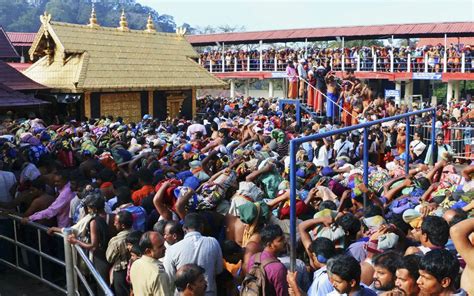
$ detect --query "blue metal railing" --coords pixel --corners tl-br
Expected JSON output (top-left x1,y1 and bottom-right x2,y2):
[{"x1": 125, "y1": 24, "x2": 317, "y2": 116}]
[{"x1": 287, "y1": 107, "x2": 436, "y2": 271}]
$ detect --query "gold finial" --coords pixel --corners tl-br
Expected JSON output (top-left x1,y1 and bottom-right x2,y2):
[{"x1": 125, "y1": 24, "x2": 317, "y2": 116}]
[
  {"x1": 40, "y1": 11, "x2": 52, "y2": 25},
  {"x1": 87, "y1": 4, "x2": 100, "y2": 28},
  {"x1": 144, "y1": 13, "x2": 156, "y2": 33},
  {"x1": 176, "y1": 26, "x2": 186, "y2": 37},
  {"x1": 117, "y1": 9, "x2": 129, "y2": 31}
]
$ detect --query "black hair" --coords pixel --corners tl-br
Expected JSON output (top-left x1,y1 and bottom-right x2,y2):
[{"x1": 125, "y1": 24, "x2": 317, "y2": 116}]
[
  {"x1": 448, "y1": 209, "x2": 468, "y2": 227},
  {"x1": 421, "y1": 216, "x2": 450, "y2": 247},
  {"x1": 221, "y1": 240, "x2": 243, "y2": 258},
  {"x1": 117, "y1": 210, "x2": 133, "y2": 229},
  {"x1": 260, "y1": 224, "x2": 284, "y2": 246},
  {"x1": 165, "y1": 220, "x2": 184, "y2": 240},
  {"x1": 372, "y1": 251, "x2": 402, "y2": 276},
  {"x1": 137, "y1": 168, "x2": 153, "y2": 185},
  {"x1": 56, "y1": 170, "x2": 70, "y2": 182},
  {"x1": 97, "y1": 168, "x2": 115, "y2": 183},
  {"x1": 175, "y1": 264, "x2": 206, "y2": 292},
  {"x1": 419, "y1": 249, "x2": 460, "y2": 283},
  {"x1": 310, "y1": 237, "x2": 336, "y2": 261},
  {"x1": 364, "y1": 205, "x2": 384, "y2": 218},
  {"x1": 130, "y1": 244, "x2": 142, "y2": 257},
  {"x1": 115, "y1": 186, "x2": 132, "y2": 208},
  {"x1": 398, "y1": 254, "x2": 421, "y2": 282},
  {"x1": 153, "y1": 220, "x2": 168, "y2": 236},
  {"x1": 138, "y1": 231, "x2": 154, "y2": 254},
  {"x1": 31, "y1": 178, "x2": 46, "y2": 192},
  {"x1": 319, "y1": 200, "x2": 337, "y2": 211},
  {"x1": 329, "y1": 255, "x2": 361, "y2": 283},
  {"x1": 125, "y1": 230, "x2": 143, "y2": 245},
  {"x1": 336, "y1": 213, "x2": 361, "y2": 237},
  {"x1": 183, "y1": 213, "x2": 204, "y2": 231}
]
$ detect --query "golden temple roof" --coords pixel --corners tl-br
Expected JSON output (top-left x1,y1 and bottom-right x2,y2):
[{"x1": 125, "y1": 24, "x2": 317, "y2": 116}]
[{"x1": 24, "y1": 16, "x2": 225, "y2": 93}]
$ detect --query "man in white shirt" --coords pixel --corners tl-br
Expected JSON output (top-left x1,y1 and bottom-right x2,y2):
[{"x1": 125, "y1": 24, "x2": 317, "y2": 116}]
[
  {"x1": 0, "y1": 160, "x2": 16, "y2": 204},
  {"x1": 409, "y1": 131, "x2": 426, "y2": 163},
  {"x1": 186, "y1": 119, "x2": 207, "y2": 140},
  {"x1": 424, "y1": 134, "x2": 454, "y2": 165},
  {"x1": 333, "y1": 134, "x2": 353, "y2": 159},
  {"x1": 164, "y1": 213, "x2": 223, "y2": 296},
  {"x1": 313, "y1": 139, "x2": 329, "y2": 167}
]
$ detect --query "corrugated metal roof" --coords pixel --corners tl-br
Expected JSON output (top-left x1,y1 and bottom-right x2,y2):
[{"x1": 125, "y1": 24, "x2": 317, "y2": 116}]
[
  {"x1": 0, "y1": 27, "x2": 19, "y2": 58},
  {"x1": 6, "y1": 32, "x2": 37, "y2": 46},
  {"x1": 186, "y1": 22, "x2": 474, "y2": 45},
  {"x1": 417, "y1": 37, "x2": 474, "y2": 47},
  {"x1": 0, "y1": 61, "x2": 48, "y2": 91}
]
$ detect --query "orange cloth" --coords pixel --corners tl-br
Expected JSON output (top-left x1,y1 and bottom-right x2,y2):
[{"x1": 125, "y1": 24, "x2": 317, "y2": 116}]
[
  {"x1": 131, "y1": 185, "x2": 155, "y2": 205},
  {"x1": 288, "y1": 81, "x2": 297, "y2": 99},
  {"x1": 315, "y1": 91, "x2": 324, "y2": 113}
]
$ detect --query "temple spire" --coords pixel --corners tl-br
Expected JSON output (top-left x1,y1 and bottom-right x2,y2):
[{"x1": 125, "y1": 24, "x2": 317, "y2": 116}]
[
  {"x1": 144, "y1": 14, "x2": 156, "y2": 33},
  {"x1": 117, "y1": 9, "x2": 129, "y2": 31},
  {"x1": 87, "y1": 4, "x2": 99, "y2": 28}
]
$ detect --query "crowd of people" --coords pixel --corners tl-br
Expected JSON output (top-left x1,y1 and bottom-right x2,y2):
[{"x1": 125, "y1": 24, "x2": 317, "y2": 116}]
[
  {"x1": 199, "y1": 43, "x2": 474, "y2": 73},
  {"x1": 0, "y1": 95, "x2": 473, "y2": 296}
]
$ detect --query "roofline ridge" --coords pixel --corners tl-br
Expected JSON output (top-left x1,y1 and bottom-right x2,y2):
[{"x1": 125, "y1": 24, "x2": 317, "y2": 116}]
[{"x1": 49, "y1": 20, "x2": 178, "y2": 36}]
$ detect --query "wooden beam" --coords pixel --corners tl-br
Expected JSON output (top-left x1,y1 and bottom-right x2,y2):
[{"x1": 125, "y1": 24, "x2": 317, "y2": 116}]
[
  {"x1": 148, "y1": 90, "x2": 153, "y2": 117},
  {"x1": 192, "y1": 88, "x2": 196, "y2": 118},
  {"x1": 84, "y1": 92, "x2": 91, "y2": 119}
]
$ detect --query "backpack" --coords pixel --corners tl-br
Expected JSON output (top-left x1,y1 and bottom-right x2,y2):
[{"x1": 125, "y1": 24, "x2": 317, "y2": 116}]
[{"x1": 240, "y1": 252, "x2": 279, "y2": 296}]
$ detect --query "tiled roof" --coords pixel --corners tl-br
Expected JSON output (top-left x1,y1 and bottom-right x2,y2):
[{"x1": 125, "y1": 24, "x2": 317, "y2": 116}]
[
  {"x1": 0, "y1": 27, "x2": 19, "y2": 58},
  {"x1": 25, "y1": 20, "x2": 226, "y2": 93},
  {"x1": 0, "y1": 61, "x2": 47, "y2": 91},
  {"x1": 6, "y1": 32, "x2": 37, "y2": 47},
  {"x1": 0, "y1": 83, "x2": 50, "y2": 107},
  {"x1": 186, "y1": 22, "x2": 474, "y2": 45}
]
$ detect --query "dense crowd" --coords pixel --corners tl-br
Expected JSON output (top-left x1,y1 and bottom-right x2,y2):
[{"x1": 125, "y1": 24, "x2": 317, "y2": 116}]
[
  {"x1": 0, "y1": 96, "x2": 473, "y2": 296},
  {"x1": 199, "y1": 43, "x2": 474, "y2": 73}
]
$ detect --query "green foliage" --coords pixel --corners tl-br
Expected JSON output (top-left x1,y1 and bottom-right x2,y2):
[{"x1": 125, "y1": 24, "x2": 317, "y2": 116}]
[{"x1": 0, "y1": 0, "x2": 182, "y2": 32}]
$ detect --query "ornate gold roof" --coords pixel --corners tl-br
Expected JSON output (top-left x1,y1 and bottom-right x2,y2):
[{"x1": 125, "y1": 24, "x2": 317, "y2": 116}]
[{"x1": 25, "y1": 15, "x2": 225, "y2": 93}]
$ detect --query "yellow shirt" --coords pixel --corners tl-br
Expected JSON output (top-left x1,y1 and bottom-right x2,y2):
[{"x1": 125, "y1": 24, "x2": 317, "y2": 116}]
[{"x1": 130, "y1": 255, "x2": 173, "y2": 296}]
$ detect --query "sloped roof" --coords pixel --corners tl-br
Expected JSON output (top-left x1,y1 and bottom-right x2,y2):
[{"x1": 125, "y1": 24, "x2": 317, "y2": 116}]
[
  {"x1": 24, "y1": 19, "x2": 225, "y2": 93},
  {"x1": 0, "y1": 27, "x2": 19, "y2": 58},
  {"x1": 0, "y1": 61, "x2": 47, "y2": 91},
  {"x1": 6, "y1": 32, "x2": 37, "y2": 47},
  {"x1": 186, "y1": 22, "x2": 474, "y2": 45},
  {"x1": 0, "y1": 83, "x2": 50, "y2": 107},
  {"x1": 417, "y1": 37, "x2": 474, "y2": 47}
]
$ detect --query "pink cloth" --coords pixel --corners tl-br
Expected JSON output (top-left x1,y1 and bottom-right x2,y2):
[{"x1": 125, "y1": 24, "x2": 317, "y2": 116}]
[
  {"x1": 286, "y1": 66, "x2": 298, "y2": 83},
  {"x1": 247, "y1": 251, "x2": 289, "y2": 296},
  {"x1": 29, "y1": 182, "x2": 75, "y2": 228}
]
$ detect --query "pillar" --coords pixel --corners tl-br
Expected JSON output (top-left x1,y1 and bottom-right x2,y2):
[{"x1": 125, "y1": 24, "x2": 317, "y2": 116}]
[
  {"x1": 395, "y1": 81, "x2": 402, "y2": 106},
  {"x1": 268, "y1": 80, "x2": 274, "y2": 98},
  {"x1": 446, "y1": 81, "x2": 453, "y2": 107},
  {"x1": 404, "y1": 81, "x2": 413, "y2": 108},
  {"x1": 191, "y1": 88, "x2": 196, "y2": 118},
  {"x1": 148, "y1": 90, "x2": 153, "y2": 117},
  {"x1": 230, "y1": 80, "x2": 236, "y2": 98},
  {"x1": 245, "y1": 79, "x2": 250, "y2": 97},
  {"x1": 454, "y1": 80, "x2": 460, "y2": 102}
]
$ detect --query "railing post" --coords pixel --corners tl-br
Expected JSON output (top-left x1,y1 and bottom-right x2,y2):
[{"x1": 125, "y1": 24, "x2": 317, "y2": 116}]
[
  {"x1": 274, "y1": 56, "x2": 278, "y2": 72},
  {"x1": 247, "y1": 56, "x2": 250, "y2": 71},
  {"x1": 373, "y1": 52, "x2": 377, "y2": 72},
  {"x1": 405, "y1": 116, "x2": 410, "y2": 174},
  {"x1": 259, "y1": 41, "x2": 263, "y2": 72},
  {"x1": 289, "y1": 140, "x2": 297, "y2": 273},
  {"x1": 296, "y1": 100, "x2": 301, "y2": 127},
  {"x1": 461, "y1": 53, "x2": 466, "y2": 73},
  {"x1": 356, "y1": 54, "x2": 360, "y2": 72},
  {"x1": 390, "y1": 51, "x2": 394, "y2": 72},
  {"x1": 363, "y1": 127, "x2": 369, "y2": 210},
  {"x1": 431, "y1": 109, "x2": 436, "y2": 166},
  {"x1": 330, "y1": 57, "x2": 334, "y2": 71},
  {"x1": 234, "y1": 57, "x2": 237, "y2": 72},
  {"x1": 443, "y1": 49, "x2": 447, "y2": 73},
  {"x1": 341, "y1": 54, "x2": 345, "y2": 72},
  {"x1": 221, "y1": 56, "x2": 225, "y2": 73},
  {"x1": 210, "y1": 61, "x2": 213, "y2": 73},
  {"x1": 407, "y1": 53, "x2": 411, "y2": 72},
  {"x1": 424, "y1": 53, "x2": 428, "y2": 73},
  {"x1": 63, "y1": 229, "x2": 75, "y2": 296}
]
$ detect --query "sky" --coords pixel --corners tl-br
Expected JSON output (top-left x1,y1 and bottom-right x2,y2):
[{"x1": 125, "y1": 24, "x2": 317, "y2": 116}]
[{"x1": 140, "y1": 0, "x2": 474, "y2": 31}]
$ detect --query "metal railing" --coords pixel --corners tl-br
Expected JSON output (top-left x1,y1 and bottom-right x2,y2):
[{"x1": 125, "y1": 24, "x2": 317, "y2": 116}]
[
  {"x1": 286, "y1": 108, "x2": 437, "y2": 272},
  {"x1": 199, "y1": 52, "x2": 473, "y2": 73},
  {"x1": 0, "y1": 211, "x2": 113, "y2": 296}
]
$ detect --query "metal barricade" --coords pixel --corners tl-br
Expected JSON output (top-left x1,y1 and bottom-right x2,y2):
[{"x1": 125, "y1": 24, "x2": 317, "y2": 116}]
[
  {"x1": 287, "y1": 108, "x2": 437, "y2": 273},
  {"x1": 0, "y1": 212, "x2": 113, "y2": 296}
]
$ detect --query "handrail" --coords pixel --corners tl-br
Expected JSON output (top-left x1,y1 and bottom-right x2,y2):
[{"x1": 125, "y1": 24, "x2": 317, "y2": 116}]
[
  {"x1": 0, "y1": 210, "x2": 113, "y2": 296},
  {"x1": 287, "y1": 108, "x2": 437, "y2": 274}
]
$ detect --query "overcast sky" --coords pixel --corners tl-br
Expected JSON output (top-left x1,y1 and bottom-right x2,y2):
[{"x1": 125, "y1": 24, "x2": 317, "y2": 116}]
[{"x1": 140, "y1": 0, "x2": 473, "y2": 31}]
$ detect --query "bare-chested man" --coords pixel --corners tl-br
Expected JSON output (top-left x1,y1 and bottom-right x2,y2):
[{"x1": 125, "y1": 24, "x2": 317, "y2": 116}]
[{"x1": 450, "y1": 218, "x2": 474, "y2": 295}]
